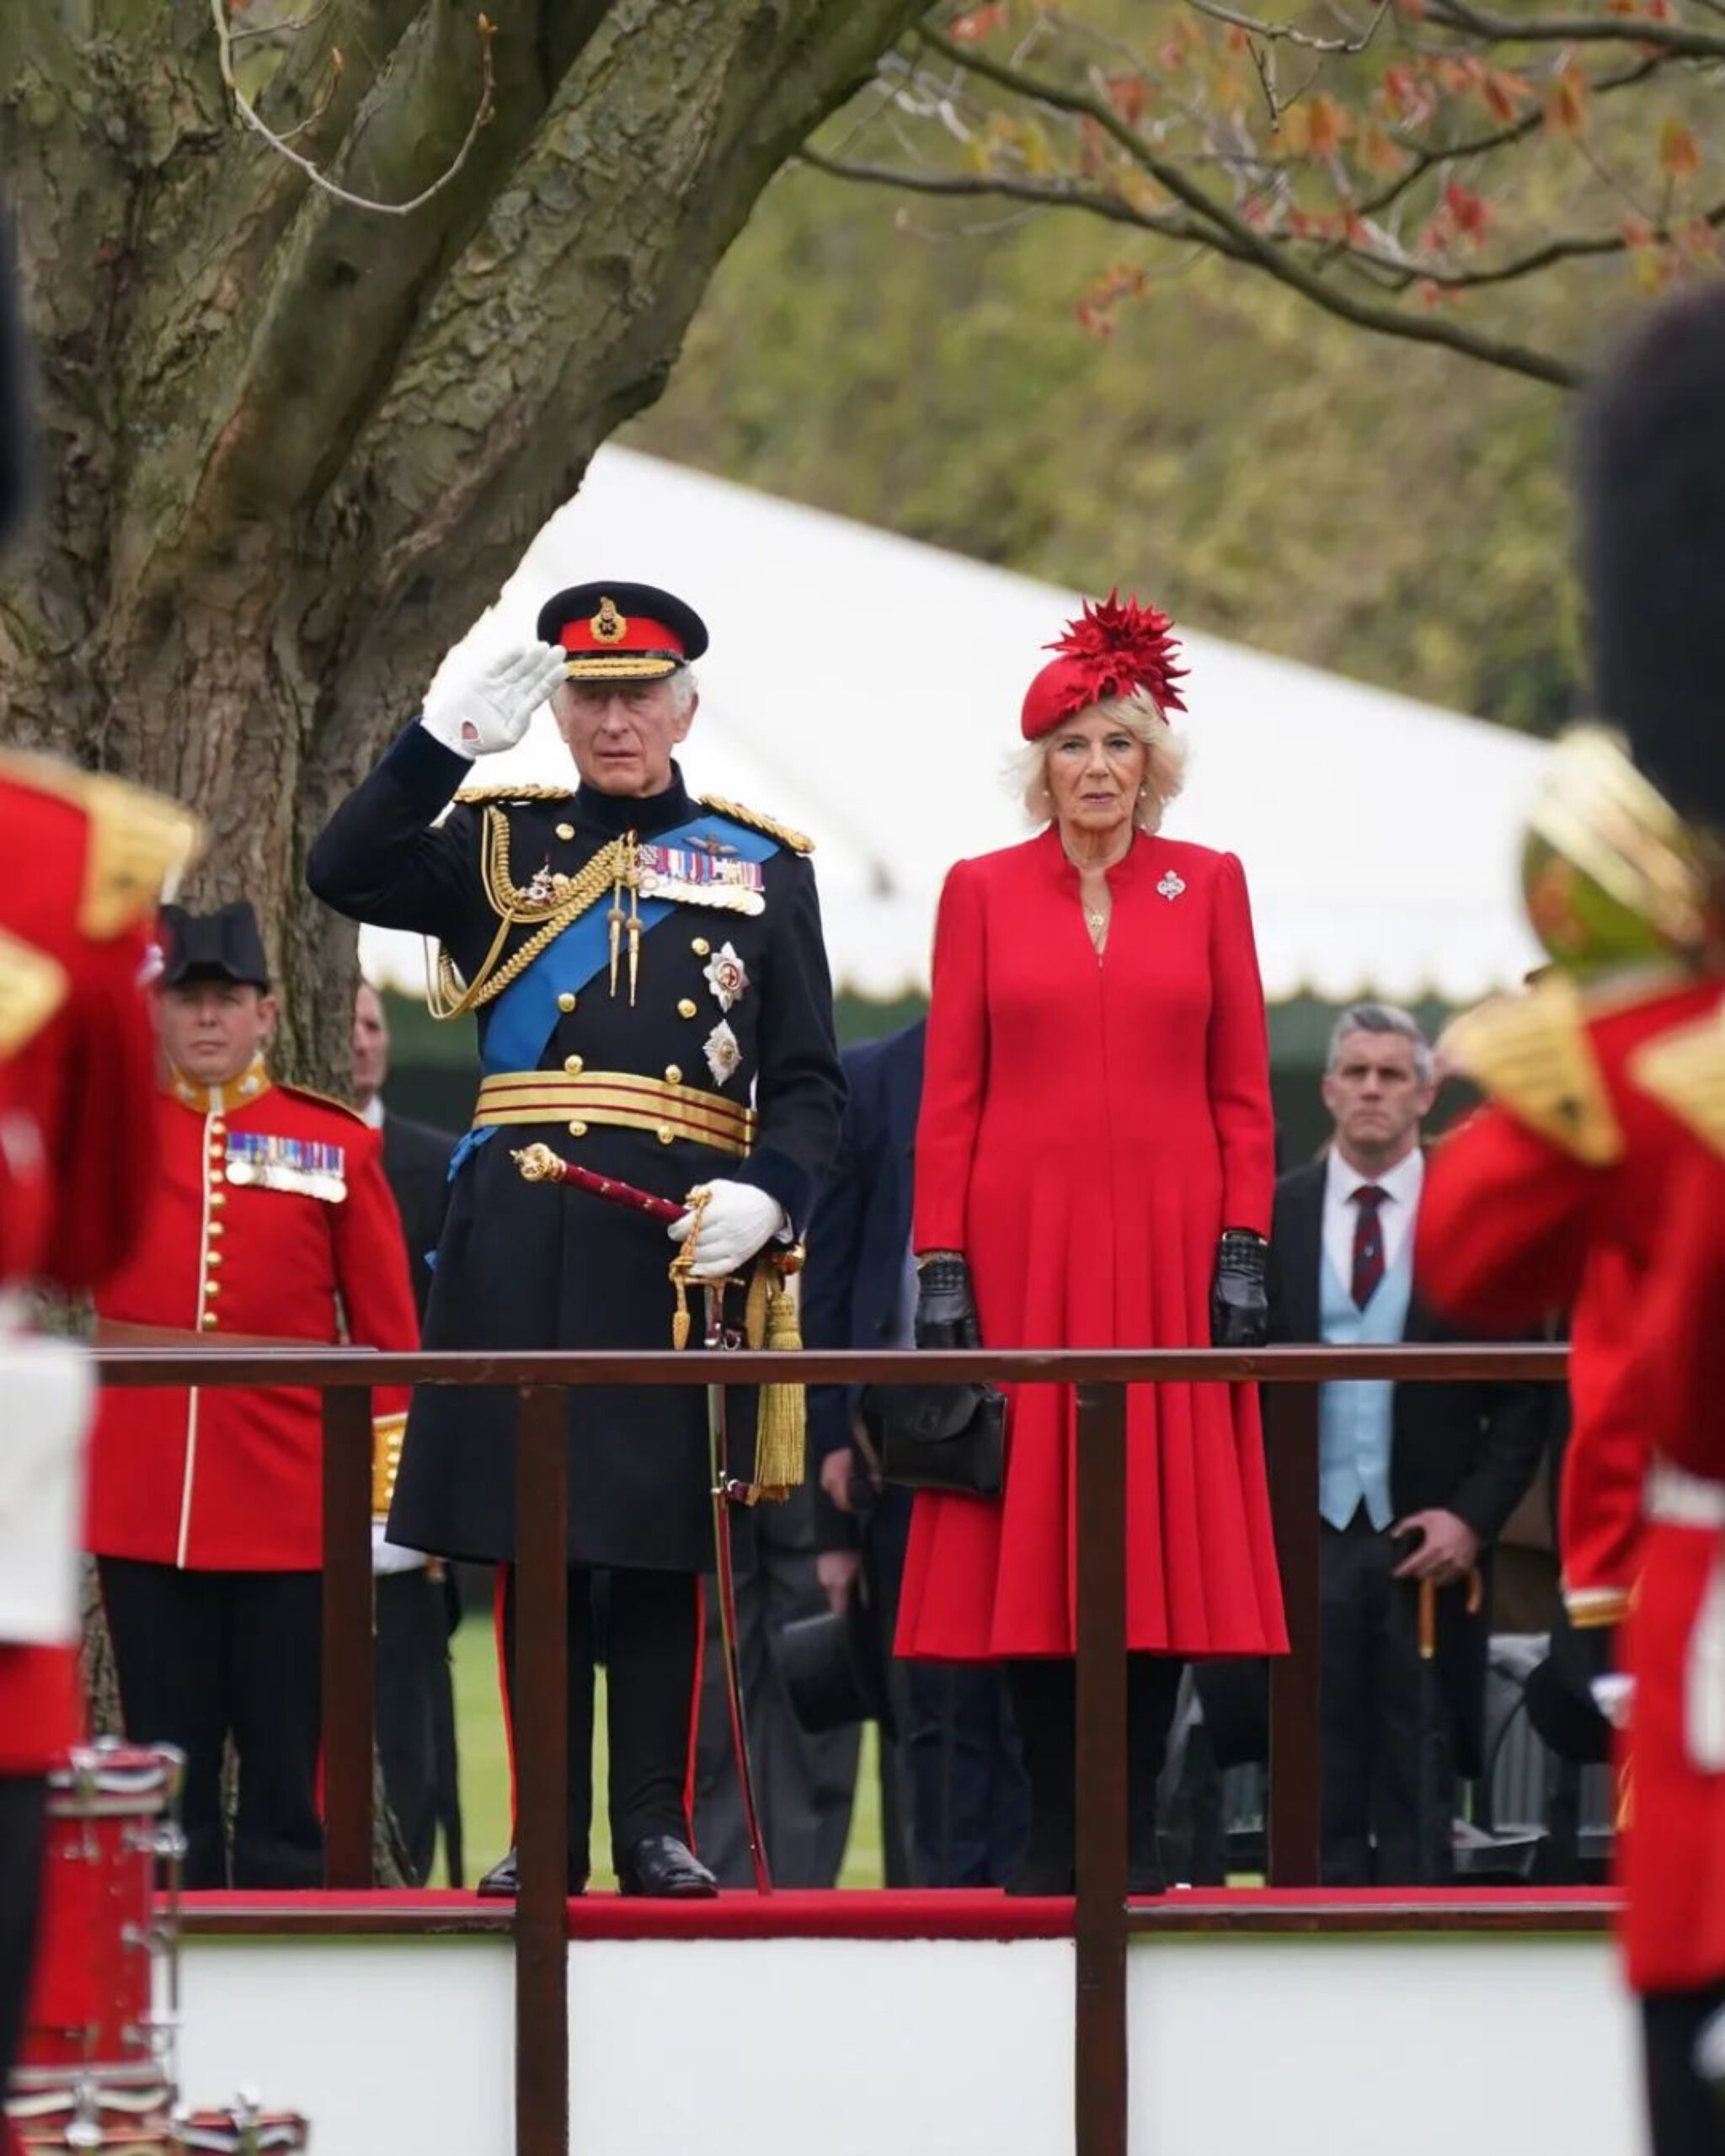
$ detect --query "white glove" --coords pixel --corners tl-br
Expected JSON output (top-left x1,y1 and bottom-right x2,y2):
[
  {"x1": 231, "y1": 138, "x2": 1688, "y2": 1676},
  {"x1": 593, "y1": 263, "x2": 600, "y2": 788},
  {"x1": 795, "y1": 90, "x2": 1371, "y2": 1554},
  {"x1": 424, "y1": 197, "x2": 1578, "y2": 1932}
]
[
  {"x1": 419, "y1": 642, "x2": 568, "y2": 759},
  {"x1": 668, "y1": 1180, "x2": 787, "y2": 1282}
]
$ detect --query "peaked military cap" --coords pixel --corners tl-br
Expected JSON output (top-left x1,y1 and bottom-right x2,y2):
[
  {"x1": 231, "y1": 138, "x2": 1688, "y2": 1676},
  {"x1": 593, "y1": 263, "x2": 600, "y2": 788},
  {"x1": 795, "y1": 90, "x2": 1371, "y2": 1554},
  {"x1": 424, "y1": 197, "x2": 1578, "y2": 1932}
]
[
  {"x1": 536, "y1": 582, "x2": 708, "y2": 682},
  {"x1": 160, "y1": 901, "x2": 270, "y2": 990}
]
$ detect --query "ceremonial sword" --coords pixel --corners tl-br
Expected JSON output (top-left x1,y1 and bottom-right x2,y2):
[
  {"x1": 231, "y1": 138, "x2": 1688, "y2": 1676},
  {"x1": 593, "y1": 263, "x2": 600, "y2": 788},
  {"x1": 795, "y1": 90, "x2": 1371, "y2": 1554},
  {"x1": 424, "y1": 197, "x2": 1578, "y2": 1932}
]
[{"x1": 511, "y1": 1143, "x2": 773, "y2": 1894}]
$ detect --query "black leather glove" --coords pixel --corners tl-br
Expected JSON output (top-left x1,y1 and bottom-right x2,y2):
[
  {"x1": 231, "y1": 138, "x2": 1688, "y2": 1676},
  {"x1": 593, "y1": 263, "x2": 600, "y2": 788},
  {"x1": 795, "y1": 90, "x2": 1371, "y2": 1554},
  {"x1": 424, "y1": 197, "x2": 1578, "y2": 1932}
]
[
  {"x1": 914, "y1": 1253, "x2": 981, "y2": 1351},
  {"x1": 1210, "y1": 1230, "x2": 1269, "y2": 1349}
]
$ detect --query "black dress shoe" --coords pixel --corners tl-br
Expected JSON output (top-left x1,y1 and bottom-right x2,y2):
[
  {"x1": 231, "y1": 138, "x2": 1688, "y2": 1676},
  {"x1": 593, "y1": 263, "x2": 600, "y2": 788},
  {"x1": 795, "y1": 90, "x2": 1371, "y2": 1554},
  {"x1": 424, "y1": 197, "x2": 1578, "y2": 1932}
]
[
  {"x1": 616, "y1": 1834, "x2": 718, "y2": 1898},
  {"x1": 474, "y1": 1847, "x2": 589, "y2": 1897}
]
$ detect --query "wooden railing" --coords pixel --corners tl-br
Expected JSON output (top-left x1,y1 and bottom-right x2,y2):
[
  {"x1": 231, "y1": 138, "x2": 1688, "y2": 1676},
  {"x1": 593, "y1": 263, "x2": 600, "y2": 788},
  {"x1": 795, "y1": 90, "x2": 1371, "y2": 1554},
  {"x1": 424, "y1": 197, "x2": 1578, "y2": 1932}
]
[{"x1": 93, "y1": 1341, "x2": 1570, "y2": 2156}]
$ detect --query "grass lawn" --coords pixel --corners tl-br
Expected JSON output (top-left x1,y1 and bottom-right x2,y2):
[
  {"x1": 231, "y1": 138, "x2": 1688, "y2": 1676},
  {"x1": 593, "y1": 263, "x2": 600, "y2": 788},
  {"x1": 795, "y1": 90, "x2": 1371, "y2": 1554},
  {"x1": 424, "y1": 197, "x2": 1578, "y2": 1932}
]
[{"x1": 446, "y1": 1614, "x2": 884, "y2": 1890}]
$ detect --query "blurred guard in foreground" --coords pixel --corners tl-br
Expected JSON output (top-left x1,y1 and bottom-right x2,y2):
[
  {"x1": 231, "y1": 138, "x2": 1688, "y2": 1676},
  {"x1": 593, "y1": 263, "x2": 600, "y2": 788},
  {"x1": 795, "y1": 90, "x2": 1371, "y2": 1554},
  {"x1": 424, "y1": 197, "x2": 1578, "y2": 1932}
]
[
  {"x1": 1419, "y1": 287, "x2": 1725, "y2": 2156},
  {"x1": 0, "y1": 205, "x2": 202, "y2": 2148}
]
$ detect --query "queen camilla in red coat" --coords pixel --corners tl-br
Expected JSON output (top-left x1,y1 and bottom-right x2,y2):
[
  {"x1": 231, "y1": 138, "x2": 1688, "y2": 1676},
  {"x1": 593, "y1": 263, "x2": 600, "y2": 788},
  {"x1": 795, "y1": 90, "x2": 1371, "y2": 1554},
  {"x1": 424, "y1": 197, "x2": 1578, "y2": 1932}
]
[{"x1": 895, "y1": 594, "x2": 1288, "y2": 1893}]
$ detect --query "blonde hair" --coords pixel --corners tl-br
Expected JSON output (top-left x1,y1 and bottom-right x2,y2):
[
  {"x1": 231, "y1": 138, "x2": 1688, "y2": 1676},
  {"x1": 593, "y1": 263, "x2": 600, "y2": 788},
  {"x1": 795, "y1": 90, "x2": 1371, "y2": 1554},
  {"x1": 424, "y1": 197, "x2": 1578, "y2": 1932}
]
[{"x1": 1012, "y1": 688, "x2": 1188, "y2": 834}]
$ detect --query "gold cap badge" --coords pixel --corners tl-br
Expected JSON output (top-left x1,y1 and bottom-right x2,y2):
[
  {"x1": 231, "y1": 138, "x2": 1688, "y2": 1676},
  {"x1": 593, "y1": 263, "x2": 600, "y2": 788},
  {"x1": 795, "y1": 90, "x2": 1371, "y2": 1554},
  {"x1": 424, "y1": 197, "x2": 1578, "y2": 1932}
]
[{"x1": 590, "y1": 597, "x2": 628, "y2": 644}]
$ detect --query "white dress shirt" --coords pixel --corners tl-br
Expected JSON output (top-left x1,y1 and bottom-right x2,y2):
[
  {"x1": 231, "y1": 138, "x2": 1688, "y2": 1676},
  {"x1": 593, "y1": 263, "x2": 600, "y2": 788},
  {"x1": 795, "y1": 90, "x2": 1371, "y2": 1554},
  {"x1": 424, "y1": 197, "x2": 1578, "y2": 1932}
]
[{"x1": 1322, "y1": 1143, "x2": 1424, "y2": 1295}]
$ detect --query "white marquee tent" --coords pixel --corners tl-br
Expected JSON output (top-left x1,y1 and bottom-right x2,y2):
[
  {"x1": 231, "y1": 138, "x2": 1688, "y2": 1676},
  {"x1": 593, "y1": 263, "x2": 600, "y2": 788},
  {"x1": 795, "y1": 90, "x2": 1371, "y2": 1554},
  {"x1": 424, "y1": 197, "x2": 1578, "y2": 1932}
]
[{"x1": 363, "y1": 449, "x2": 1551, "y2": 1006}]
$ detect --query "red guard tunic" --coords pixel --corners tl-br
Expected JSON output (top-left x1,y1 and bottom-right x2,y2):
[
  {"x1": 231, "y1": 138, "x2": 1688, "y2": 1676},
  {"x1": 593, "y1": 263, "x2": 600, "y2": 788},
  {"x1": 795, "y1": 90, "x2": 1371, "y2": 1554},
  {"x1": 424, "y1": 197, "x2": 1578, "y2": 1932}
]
[
  {"x1": 0, "y1": 754, "x2": 198, "y2": 1773},
  {"x1": 86, "y1": 1062, "x2": 417, "y2": 1572},
  {"x1": 1615, "y1": 1006, "x2": 1725, "y2": 1997},
  {"x1": 896, "y1": 828, "x2": 1286, "y2": 1661},
  {"x1": 1417, "y1": 971, "x2": 1721, "y2": 1630}
]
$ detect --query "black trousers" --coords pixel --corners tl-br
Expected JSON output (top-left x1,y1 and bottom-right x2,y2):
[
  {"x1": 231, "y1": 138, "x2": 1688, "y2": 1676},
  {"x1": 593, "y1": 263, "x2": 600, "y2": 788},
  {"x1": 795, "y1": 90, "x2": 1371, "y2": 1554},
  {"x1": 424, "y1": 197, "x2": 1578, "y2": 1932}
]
[
  {"x1": 0, "y1": 1775, "x2": 47, "y2": 2092},
  {"x1": 1320, "y1": 1508, "x2": 1450, "y2": 1886},
  {"x1": 375, "y1": 1567, "x2": 461, "y2": 1886},
  {"x1": 1644, "y1": 1983, "x2": 1725, "y2": 2156},
  {"x1": 1006, "y1": 1654, "x2": 1184, "y2": 1887},
  {"x1": 499, "y1": 1565, "x2": 701, "y2": 1876},
  {"x1": 99, "y1": 1559, "x2": 323, "y2": 1889}
]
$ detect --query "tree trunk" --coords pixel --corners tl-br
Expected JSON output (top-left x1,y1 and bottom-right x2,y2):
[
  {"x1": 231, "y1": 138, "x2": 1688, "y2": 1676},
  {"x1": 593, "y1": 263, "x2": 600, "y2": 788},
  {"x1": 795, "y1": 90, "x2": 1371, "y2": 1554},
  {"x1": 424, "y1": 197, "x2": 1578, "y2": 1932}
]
[{"x1": 1, "y1": 0, "x2": 926, "y2": 1086}]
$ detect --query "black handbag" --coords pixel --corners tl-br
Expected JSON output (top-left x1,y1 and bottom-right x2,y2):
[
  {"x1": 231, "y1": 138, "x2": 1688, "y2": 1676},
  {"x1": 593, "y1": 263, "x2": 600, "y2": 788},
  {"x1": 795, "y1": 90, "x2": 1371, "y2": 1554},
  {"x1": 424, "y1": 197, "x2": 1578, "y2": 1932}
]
[{"x1": 862, "y1": 1380, "x2": 1006, "y2": 1497}]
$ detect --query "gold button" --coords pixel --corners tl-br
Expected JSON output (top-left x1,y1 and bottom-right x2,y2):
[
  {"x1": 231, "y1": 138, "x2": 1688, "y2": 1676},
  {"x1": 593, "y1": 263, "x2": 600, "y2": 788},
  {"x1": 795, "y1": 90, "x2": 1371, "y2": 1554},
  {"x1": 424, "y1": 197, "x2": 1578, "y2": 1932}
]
[
  {"x1": 568, "y1": 1119, "x2": 587, "y2": 1139},
  {"x1": 200, "y1": 1312, "x2": 219, "y2": 1331},
  {"x1": 665, "y1": 1064, "x2": 682, "y2": 1085},
  {"x1": 556, "y1": 822, "x2": 575, "y2": 841},
  {"x1": 656, "y1": 1124, "x2": 675, "y2": 1145},
  {"x1": 207, "y1": 1145, "x2": 225, "y2": 1161},
  {"x1": 206, "y1": 1248, "x2": 223, "y2": 1267},
  {"x1": 563, "y1": 1054, "x2": 584, "y2": 1075},
  {"x1": 678, "y1": 999, "x2": 697, "y2": 1019},
  {"x1": 210, "y1": 1118, "x2": 227, "y2": 1135},
  {"x1": 692, "y1": 937, "x2": 711, "y2": 958},
  {"x1": 208, "y1": 1220, "x2": 224, "y2": 1238},
  {"x1": 209, "y1": 1191, "x2": 227, "y2": 1210},
  {"x1": 558, "y1": 993, "x2": 577, "y2": 1015},
  {"x1": 204, "y1": 1279, "x2": 221, "y2": 1297}
]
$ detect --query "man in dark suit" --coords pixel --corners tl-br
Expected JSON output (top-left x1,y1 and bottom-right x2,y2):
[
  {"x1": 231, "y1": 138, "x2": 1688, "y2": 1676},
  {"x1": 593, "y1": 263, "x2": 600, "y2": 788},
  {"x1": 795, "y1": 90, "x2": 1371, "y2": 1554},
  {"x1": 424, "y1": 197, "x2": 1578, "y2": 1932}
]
[
  {"x1": 803, "y1": 1021, "x2": 1028, "y2": 1886},
  {"x1": 1265, "y1": 1002, "x2": 1544, "y2": 1884},
  {"x1": 351, "y1": 980, "x2": 462, "y2": 1886}
]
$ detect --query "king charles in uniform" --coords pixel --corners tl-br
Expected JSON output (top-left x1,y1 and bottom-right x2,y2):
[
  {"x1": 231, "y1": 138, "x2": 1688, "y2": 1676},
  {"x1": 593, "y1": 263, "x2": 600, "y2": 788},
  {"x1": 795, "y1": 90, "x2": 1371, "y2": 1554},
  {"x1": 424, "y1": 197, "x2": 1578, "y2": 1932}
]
[
  {"x1": 307, "y1": 584, "x2": 846, "y2": 1897},
  {"x1": 86, "y1": 902, "x2": 419, "y2": 1890},
  {"x1": 1418, "y1": 287, "x2": 1725, "y2": 2156}
]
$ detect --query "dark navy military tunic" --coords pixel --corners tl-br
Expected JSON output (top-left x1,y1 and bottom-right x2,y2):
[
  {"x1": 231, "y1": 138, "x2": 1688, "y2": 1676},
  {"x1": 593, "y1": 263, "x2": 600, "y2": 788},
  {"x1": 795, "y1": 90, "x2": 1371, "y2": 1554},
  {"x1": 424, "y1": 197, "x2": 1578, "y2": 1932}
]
[{"x1": 307, "y1": 723, "x2": 845, "y2": 1572}]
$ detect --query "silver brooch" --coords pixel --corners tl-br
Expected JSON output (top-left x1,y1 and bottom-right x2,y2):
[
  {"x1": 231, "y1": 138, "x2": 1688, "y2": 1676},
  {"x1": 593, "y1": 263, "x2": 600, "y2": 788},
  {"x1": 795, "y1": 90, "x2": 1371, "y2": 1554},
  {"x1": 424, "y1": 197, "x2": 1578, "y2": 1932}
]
[
  {"x1": 703, "y1": 942, "x2": 750, "y2": 1011},
  {"x1": 703, "y1": 1020, "x2": 742, "y2": 1088},
  {"x1": 1157, "y1": 869, "x2": 1186, "y2": 902}
]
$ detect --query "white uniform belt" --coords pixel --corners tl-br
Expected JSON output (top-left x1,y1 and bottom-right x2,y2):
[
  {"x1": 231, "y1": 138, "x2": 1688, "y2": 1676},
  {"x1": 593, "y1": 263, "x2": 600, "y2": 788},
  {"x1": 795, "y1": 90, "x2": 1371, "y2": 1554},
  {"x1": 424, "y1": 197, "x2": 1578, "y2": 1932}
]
[{"x1": 1647, "y1": 1459, "x2": 1725, "y2": 1531}]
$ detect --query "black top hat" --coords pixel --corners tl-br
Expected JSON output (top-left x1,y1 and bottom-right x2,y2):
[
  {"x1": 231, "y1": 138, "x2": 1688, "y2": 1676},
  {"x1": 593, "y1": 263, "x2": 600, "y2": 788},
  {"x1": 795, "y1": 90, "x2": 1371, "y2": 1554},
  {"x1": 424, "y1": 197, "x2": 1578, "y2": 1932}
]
[
  {"x1": 1579, "y1": 284, "x2": 1725, "y2": 831},
  {"x1": 536, "y1": 581, "x2": 708, "y2": 682},
  {"x1": 777, "y1": 1589, "x2": 896, "y2": 1741},
  {"x1": 160, "y1": 902, "x2": 270, "y2": 990}
]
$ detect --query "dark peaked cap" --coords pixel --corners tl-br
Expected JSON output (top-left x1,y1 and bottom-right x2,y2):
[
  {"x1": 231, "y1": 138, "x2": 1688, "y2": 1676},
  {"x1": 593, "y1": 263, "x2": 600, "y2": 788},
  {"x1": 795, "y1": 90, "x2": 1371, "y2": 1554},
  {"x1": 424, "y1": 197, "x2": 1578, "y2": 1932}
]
[
  {"x1": 1579, "y1": 284, "x2": 1725, "y2": 832},
  {"x1": 160, "y1": 902, "x2": 270, "y2": 990}
]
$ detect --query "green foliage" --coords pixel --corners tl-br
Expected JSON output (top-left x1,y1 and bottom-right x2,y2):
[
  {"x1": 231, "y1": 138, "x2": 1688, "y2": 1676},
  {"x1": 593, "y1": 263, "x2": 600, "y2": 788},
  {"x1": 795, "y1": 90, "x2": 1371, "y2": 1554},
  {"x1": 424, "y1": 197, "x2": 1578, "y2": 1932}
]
[{"x1": 628, "y1": 111, "x2": 1589, "y2": 732}]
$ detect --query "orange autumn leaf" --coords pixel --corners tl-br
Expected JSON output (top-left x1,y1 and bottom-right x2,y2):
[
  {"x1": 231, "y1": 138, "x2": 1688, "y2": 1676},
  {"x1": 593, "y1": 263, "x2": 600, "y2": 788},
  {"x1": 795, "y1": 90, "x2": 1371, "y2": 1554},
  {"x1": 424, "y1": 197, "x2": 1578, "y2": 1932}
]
[
  {"x1": 1659, "y1": 117, "x2": 1701, "y2": 179},
  {"x1": 1105, "y1": 73, "x2": 1150, "y2": 125},
  {"x1": 948, "y1": 3, "x2": 1008, "y2": 42},
  {"x1": 1359, "y1": 123, "x2": 1407, "y2": 176},
  {"x1": 1544, "y1": 65, "x2": 1588, "y2": 136},
  {"x1": 1478, "y1": 68, "x2": 1535, "y2": 123},
  {"x1": 1305, "y1": 93, "x2": 1350, "y2": 157}
]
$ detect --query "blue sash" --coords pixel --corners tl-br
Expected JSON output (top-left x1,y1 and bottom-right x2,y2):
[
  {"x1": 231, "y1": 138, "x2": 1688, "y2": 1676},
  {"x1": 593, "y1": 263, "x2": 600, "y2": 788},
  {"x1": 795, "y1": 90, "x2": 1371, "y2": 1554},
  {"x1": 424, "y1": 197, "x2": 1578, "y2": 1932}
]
[{"x1": 449, "y1": 812, "x2": 778, "y2": 1178}]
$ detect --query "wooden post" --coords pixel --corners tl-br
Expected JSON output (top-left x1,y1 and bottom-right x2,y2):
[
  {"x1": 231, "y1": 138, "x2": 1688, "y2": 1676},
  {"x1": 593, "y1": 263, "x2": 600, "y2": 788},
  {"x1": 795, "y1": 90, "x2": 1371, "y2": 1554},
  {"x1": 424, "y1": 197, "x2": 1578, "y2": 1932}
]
[
  {"x1": 1074, "y1": 1379, "x2": 1130, "y2": 2156},
  {"x1": 514, "y1": 1385, "x2": 569, "y2": 2156},
  {"x1": 320, "y1": 1385, "x2": 374, "y2": 1889},
  {"x1": 1265, "y1": 1380, "x2": 1322, "y2": 1886}
]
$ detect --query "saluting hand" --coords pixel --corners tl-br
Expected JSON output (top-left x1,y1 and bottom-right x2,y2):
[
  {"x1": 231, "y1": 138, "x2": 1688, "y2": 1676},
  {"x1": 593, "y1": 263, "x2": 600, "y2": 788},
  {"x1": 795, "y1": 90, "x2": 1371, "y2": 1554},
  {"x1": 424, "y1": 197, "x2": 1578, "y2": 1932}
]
[
  {"x1": 419, "y1": 642, "x2": 568, "y2": 759},
  {"x1": 668, "y1": 1180, "x2": 787, "y2": 1281}
]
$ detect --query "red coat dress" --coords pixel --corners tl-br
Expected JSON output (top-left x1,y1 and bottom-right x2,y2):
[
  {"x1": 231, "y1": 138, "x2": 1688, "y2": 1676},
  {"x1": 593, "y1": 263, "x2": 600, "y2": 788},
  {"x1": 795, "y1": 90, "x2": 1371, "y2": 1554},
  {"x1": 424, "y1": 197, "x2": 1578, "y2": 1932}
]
[
  {"x1": 0, "y1": 755, "x2": 195, "y2": 1772},
  {"x1": 895, "y1": 827, "x2": 1287, "y2": 1661},
  {"x1": 87, "y1": 1063, "x2": 417, "y2": 1572}
]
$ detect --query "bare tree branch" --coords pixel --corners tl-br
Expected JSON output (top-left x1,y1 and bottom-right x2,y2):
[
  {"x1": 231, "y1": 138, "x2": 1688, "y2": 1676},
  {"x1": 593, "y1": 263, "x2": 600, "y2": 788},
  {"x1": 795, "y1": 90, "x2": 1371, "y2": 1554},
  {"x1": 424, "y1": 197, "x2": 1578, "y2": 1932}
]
[
  {"x1": 1423, "y1": 0, "x2": 1725, "y2": 59},
  {"x1": 208, "y1": 0, "x2": 496, "y2": 216},
  {"x1": 1183, "y1": 0, "x2": 1393, "y2": 56},
  {"x1": 910, "y1": 19, "x2": 1578, "y2": 386}
]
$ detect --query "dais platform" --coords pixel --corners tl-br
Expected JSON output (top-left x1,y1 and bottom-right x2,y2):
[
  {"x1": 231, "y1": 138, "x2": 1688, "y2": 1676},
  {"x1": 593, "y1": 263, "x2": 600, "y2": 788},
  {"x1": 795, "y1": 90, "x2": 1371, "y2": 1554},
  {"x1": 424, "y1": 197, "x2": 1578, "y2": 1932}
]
[{"x1": 174, "y1": 1886, "x2": 1637, "y2": 2156}]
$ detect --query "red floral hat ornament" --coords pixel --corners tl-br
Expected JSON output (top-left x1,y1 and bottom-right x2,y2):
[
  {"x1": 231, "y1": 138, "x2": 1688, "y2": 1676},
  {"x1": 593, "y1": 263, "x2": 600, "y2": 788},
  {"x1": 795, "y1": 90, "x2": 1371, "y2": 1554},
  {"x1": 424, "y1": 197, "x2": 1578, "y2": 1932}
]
[{"x1": 1020, "y1": 590, "x2": 1188, "y2": 740}]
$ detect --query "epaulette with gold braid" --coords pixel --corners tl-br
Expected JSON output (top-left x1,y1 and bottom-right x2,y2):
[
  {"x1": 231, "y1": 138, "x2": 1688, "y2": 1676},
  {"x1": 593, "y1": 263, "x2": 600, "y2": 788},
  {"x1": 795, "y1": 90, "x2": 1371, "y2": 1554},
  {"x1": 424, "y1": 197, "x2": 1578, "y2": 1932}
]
[
  {"x1": 1439, "y1": 975, "x2": 1621, "y2": 1166},
  {"x1": 1630, "y1": 1005, "x2": 1725, "y2": 1161},
  {"x1": 0, "y1": 928, "x2": 68, "y2": 1058},
  {"x1": 276, "y1": 1080, "x2": 369, "y2": 1125},
  {"x1": 0, "y1": 750, "x2": 205, "y2": 938},
  {"x1": 698, "y1": 793, "x2": 814, "y2": 855},
  {"x1": 452, "y1": 782, "x2": 575, "y2": 805}
]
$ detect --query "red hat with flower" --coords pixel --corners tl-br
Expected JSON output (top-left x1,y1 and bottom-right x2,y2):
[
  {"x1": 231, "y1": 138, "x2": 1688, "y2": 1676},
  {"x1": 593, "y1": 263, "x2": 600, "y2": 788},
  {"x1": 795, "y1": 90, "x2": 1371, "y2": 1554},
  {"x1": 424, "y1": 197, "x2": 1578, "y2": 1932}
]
[{"x1": 1020, "y1": 590, "x2": 1188, "y2": 740}]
